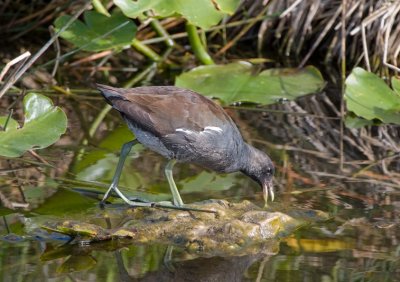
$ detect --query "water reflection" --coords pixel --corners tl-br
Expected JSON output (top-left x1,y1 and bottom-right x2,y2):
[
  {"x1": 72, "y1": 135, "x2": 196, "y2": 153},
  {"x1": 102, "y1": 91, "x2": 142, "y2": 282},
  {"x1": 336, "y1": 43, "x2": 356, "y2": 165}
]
[{"x1": 1, "y1": 105, "x2": 400, "y2": 281}]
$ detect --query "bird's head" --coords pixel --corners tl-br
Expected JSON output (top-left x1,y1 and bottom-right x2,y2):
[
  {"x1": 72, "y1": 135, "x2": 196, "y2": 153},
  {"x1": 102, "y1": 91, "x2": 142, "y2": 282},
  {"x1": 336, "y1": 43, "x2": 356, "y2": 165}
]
[{"x1": 241, "y1": 144, "x2": 275, "y2": 204}]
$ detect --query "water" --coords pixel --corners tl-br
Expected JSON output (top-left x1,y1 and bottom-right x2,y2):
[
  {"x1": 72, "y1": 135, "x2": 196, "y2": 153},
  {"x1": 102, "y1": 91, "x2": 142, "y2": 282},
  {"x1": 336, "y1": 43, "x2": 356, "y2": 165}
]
[{"x1": 1, "y1": 95, "x2": 399, "y2": 281}]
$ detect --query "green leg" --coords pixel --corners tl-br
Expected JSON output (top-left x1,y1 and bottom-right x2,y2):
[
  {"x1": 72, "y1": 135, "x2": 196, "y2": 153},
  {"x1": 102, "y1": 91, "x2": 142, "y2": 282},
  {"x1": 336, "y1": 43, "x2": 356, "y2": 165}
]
[
  {"x1": 165, "y1": 159, "x2": 184, "y2": 207},
  {"x1": 100, "y1": 141, "x2": 216, "y2": 213},
  {"x1": 101, "y1": 140, "x2": 152, "y2": 207}
]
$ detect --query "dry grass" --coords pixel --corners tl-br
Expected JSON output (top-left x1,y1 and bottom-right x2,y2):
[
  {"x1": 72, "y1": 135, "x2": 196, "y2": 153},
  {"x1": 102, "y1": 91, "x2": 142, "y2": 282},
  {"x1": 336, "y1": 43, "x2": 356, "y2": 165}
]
[{"x1": 237, "y1": 0, "x2": 400, "y2": 73}]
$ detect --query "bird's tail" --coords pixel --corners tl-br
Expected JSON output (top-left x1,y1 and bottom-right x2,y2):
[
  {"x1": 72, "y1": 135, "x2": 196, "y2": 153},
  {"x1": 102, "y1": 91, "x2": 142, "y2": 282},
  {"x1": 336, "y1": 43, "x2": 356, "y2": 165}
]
[{"x1": 96, "y1": 84, "x2": 127, "y2": 102}]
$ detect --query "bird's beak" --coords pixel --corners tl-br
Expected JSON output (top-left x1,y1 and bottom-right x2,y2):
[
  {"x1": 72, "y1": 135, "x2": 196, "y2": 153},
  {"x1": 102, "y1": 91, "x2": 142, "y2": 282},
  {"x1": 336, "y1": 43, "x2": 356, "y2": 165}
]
[{"x1": 263, "y1": 180, "x2": 274, "y2": 204}]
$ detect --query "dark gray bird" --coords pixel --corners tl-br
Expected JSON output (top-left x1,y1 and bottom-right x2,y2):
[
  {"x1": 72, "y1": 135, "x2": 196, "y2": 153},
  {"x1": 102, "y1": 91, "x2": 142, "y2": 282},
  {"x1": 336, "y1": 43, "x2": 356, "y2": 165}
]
[{"x1": 97, "y1": 84, "x2": 275, "y2": 207}]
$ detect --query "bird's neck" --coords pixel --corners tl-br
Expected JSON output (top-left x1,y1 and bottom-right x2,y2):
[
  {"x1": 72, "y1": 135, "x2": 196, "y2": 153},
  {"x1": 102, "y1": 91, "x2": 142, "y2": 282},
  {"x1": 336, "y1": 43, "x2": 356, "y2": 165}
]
[{"x1": 239, "y1": 143, "x2": 260, "y2": 180}]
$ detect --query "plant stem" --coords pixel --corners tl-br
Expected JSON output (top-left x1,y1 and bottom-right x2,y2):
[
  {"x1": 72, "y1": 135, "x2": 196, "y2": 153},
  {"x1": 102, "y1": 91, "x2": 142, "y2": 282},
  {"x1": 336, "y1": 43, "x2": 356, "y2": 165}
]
[
  {"x1": 92, "y1": 0, "x2": 110, "y2": 17},
  {"x1": 149, "y1": 18, "x2": 175, "y2": 47},
  {"x1": 124, "y1": 62, "x2": 157, "y2": 88},
  {"x1": 131, "y1": 38, "x2": 162, "y2": 62},
  {"x1": 88, "y1": 104, "x2": 112, "y2": 139},
  {"x1": 186, "y1": 23, "x2": 214, "y2": 65},
  {"x1": 2, "y1": 109, "x2": 13, "y2": 131}
]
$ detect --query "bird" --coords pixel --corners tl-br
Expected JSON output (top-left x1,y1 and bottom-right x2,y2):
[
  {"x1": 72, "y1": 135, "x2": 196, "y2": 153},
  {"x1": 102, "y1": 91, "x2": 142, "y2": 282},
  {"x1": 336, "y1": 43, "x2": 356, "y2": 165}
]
[{"x1": 97, "y1": 84, "x2": 275, "y2": 208}]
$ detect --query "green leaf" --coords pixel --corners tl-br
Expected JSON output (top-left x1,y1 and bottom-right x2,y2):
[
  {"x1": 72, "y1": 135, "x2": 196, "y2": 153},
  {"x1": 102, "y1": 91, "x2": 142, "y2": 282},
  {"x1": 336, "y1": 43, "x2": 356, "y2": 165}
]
[
  {"x1": 344, "y1": 115, "x2": 374, "y2": 128},
  {"x1": 0, "y1": 93, "x2": 67, "y2": 158},
  {"x1": 0, "y1": 207, "x2": 15, "y2": 217},
  {"x1": 57, "y1": 255, "x2": 97, "y2": 273},
  {"x1": 54, "y1": 10, "x2": 136, "y2": 51},
  {"x1": 179, "y1": 171, "x2": 237, "y2": 194},
  {"x1": 0, "y1": 116, "x2": 18, "y2": 131},
  {"x1": 72, "y1": 125, "x2": 135, "y2": 173},
  {"x1": 115, "y1": 0, "x2": 240, "y2": 29},
  {"x1": 345, "y1": 68, "x2": 400, "y2": 125},
  {"x1": 392, "y1": 76, "x2": 400, "y2": 95},
  {"x1": 175, "y1": 62, "x2": 325, "y2": 105},
  {"x1": 32, "y1": 188, "x2": 96, "y2": 216}
]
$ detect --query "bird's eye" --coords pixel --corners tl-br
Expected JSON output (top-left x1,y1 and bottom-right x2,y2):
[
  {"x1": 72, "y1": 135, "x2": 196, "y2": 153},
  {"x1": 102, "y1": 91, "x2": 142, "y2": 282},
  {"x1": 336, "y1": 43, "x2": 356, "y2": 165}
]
[{"x1": 266, "y1": 168, "x2": 272, "y2": 174}]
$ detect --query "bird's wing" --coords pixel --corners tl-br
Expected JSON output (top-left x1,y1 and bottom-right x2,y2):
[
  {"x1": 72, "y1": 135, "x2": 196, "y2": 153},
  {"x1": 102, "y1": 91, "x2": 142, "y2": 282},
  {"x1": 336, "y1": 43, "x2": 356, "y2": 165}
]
[{"x1": 101, "y1": 86, "x2": 231, "y2": 137}]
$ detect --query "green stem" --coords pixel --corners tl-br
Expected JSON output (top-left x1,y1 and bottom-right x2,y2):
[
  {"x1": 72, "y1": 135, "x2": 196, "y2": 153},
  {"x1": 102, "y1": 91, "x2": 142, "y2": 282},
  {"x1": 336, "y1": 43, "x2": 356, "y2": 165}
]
[
  {"x1": 92, "y1": 0, "x2": 110, "y2": 17},
  {"x1": 149, "y1": 18, "x2": 174, "y2": 47},
  {"x1": 2, "y1": 109, "x2": 13, "y2": 131},
  {"x1": 123, "y1": 62, "x2": 157, "y2": 88},
  {"x1": 88, "y1": 104, "x2": 112, "y2": 139},
  {"x1": 131, "y1": 38, "x2": 162, "y2": 62},
  {"x1": 186, "y1": 23, "x2": 214, "y2": 65}
]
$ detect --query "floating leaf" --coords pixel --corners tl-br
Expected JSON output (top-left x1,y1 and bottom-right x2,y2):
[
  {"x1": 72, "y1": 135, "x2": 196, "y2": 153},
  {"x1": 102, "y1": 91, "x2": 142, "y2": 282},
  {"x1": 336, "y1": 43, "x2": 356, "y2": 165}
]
[
  {"x1": 57, "y1": 255, "x2": 97, "y2": 273},
  {"x1": 0, "y1": 93, "x2": 67, "y2": 158},
  {"x1": 285, "y1": 237, "x2": 353, "y2": 253},
  {"x1": 32, "y1": 188, "x2": 96, "y2": 216},
  {"x1": 0, "y1": 207, "x2": 15, "y2": 217},
  {"x1": 115, "y1": 0, "x2": 240, "y2": 29},
  {"x1": 175, "y1": 62, "x2": 324, "y2": 105},
  {"x1": 54, "y1": 10, "x2": 136, "y2": 51},
  {"x1": 345, "y1": 68, "x2": 400, "y2": 125}
]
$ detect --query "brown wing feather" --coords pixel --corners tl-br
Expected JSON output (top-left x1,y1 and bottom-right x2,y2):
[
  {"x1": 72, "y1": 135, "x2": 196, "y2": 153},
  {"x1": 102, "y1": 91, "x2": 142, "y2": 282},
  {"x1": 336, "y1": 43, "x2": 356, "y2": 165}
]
[{"x1": 103, "y1": 86, "x2": 231, "y2": 137}]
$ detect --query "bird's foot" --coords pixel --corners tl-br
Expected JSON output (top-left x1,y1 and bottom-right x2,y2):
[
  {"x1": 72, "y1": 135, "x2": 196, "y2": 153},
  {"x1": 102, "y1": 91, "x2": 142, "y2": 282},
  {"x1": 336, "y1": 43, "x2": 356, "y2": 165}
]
[
  {"x1": 130, "y1": 199, "x2": 217, "y2": 214},
  {"x1": 100, "y1": 186, "x2": 216, "y2": 213}
]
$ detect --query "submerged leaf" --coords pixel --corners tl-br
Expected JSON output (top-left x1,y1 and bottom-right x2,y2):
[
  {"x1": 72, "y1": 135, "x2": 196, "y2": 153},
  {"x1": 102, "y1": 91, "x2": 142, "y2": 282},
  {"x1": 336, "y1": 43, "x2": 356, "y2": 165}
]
[
  {"x1": 175, "y1": 62, "x2": 324, "y2": 105},
  {"x1": 345, "y1": 68, "x2": 400, "y2": 125},
  {"x1": 180, "y1": 171, "x2": 238, "y2": 194},
  {"x1": 115, "y1": 0, "x2": 240, "y2": 29},
  {"x1": 54, "y1": 10, "x2": 136, "y2": 51},
  {"x1": 32, "y1": 188, "x2": 96, "y2": 216},
  {"x1": 57, "y1": 255, "x2": 97, "y2": 273},
  {"x1": 0, "y1": 93, "x2": 67, "y2": 158}
]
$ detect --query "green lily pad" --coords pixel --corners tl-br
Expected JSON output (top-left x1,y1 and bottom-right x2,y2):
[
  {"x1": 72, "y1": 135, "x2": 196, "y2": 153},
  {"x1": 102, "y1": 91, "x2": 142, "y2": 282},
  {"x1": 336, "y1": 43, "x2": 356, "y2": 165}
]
[
  {"x1": 115, "y1": 0, "x2": 240, "y2": 29},
  {"x1": 0, "y1": 93, "x2": 67, "y2": 158},
  {"x1": 175, "y1": 62, "x2": 325, "y2": 105},
  {"x1": 344, "y1": 115, "x2": 374, "y2": 129},
  {"x1": 345, "y1": 68, "x2": 400, "y2": 125},
  {"x1": 0, "y1": 116, "x2": 18, "y2": 131},
  {"x1": 392, "y1": 76, "x2": 400, "y2": 95},
  {"x1": 54, "y1": 10, "x2": 136, "y2": 51}
]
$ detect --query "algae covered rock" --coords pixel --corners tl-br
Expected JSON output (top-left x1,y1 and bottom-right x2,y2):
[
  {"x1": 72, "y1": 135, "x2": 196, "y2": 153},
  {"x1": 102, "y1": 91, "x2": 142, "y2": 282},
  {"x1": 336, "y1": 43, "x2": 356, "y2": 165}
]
[{"x1": 41, "y1": 199, "x2": 328, "y2": 257}]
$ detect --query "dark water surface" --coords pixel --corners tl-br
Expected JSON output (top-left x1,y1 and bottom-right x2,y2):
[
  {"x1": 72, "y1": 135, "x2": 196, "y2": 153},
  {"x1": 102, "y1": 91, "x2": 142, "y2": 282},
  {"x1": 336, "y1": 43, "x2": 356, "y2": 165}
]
[{"x1": 1, "y1": 98, "x2": 399, "y2": 281}]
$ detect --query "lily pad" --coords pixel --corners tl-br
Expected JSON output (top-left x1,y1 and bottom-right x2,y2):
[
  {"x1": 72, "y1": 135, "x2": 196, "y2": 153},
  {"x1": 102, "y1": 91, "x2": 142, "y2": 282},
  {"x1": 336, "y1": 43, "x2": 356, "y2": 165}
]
[
  {"x1": 345, "y1": 68, "x2": 400, "y2": 125},
  {"x1": 175, "y1": 62, "x2": 325, "y2": 105},
  {"x1": 392, "y1": 76, "x2": 400, "y2": 95},
  {"x1": 115, "y1": 0, "x2": 240, "y2": 29},
  {"x1": 344, "y1": 115, "x2": 374, "y2": 129},
  {"x1": 54, "y1": 10, "x2": 136, "y2": 52},
  {"x1": 0, "y1": 93, "x2": 67, "y2": 158}
]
